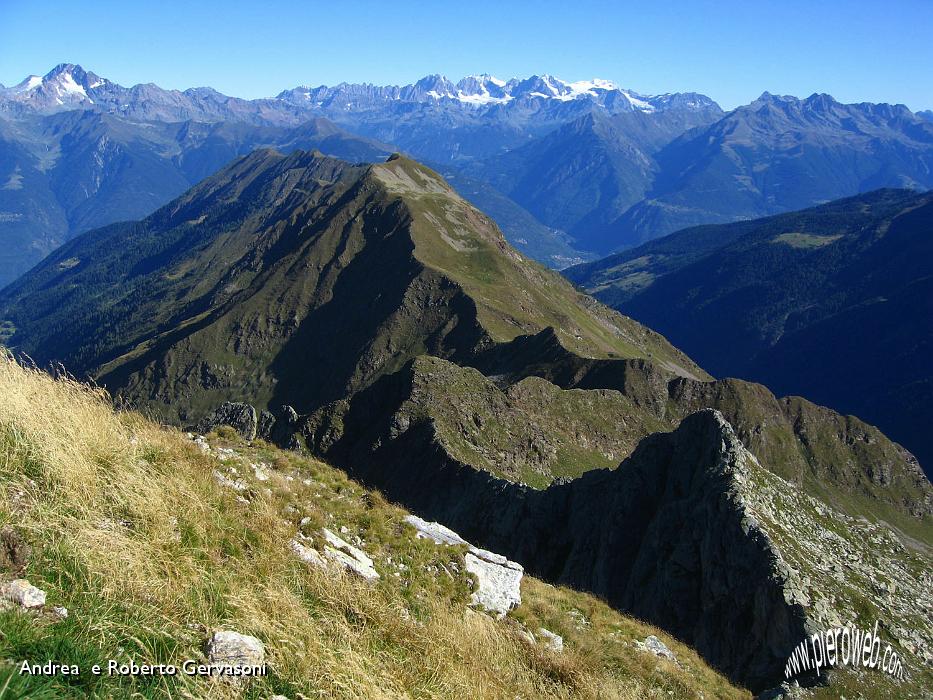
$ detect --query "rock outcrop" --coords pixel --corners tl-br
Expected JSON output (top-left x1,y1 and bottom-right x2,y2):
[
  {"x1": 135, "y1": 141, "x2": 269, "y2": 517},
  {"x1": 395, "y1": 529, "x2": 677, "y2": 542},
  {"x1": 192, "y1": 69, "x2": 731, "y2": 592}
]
[
  {"x1": 405, "y1": 515, "x2": 523, "y2": 617},
  {"x1": 197, "y1": 402, "x2": 258, "y2": 441}
]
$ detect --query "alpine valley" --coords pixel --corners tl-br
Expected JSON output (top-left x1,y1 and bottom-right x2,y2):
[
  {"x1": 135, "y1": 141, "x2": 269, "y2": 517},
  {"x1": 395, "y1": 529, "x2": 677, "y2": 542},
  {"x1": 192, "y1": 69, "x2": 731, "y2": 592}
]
[
  {"x1": 566, "y1": 189, "x2": 933, "y2": 478},
  {"x1": 1, "y1": 147, "x2": 931, "y2": 698}
]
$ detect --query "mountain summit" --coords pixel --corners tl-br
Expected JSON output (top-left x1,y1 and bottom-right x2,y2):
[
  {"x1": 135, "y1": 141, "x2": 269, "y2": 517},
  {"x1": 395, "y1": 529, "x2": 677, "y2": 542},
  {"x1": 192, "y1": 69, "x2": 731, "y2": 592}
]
[
  {"x1": 1, "y1": 65, "x2": 721, "y2": 123},
  {"x1": 0, "y1": 149, "x2": 703, "y2": 422}
]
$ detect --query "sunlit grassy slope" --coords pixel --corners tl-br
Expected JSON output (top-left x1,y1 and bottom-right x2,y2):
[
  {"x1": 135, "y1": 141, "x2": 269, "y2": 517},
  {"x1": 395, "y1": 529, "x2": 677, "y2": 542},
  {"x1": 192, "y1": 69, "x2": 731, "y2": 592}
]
[{"x1": 0, "y1": 356, "x2": 748, "y2": 699}]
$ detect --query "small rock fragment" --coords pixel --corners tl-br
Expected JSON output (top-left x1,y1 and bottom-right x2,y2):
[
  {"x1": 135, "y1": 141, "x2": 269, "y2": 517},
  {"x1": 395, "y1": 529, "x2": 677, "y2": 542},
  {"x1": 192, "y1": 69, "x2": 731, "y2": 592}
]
[
  {"x1": 537, "y1": 627, "x2": 564, "y2": 652},
  {"x1": 0, "y1": 579, "x2": 47, "y2": 609},
  {"x1": 205, "y1": 630, "x2": 265, "y2": 674}
]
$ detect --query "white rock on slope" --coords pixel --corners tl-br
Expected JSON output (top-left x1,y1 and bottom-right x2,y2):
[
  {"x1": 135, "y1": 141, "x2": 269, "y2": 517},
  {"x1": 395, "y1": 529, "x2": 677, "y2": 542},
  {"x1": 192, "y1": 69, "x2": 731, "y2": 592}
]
[
  {"x1": 321, "y1": 528, "x2": 380, "y2": 581},
  {"x1": 635, "y1": 634, "x2": 679, "y2": 665},
  {"x1": 405, "y1": 514, "x2": 523, "y2": 617},
  {"x1": 537, "y1": 627, "x2": 564, "y2": 652},
  {"x1": 289, "y1": 538, "x2": 327, "y2": 568},
  {"x1": 205, "y1": 630, "x2": 265, "y2": 674},
  {"x1": 0, "y1": 579, "x2": 46, "y2": 609}
]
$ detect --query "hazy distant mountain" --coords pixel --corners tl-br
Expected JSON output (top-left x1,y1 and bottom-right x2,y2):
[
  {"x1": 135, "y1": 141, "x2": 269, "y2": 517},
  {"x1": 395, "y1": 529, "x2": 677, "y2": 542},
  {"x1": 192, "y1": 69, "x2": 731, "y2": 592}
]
[
  {"x1": 0, "y1": 64, "x2": 723, "y2": 282},
  {"x1": 0, "y1": 63, "x2": 308, "y2": 125},
  {"x1": 2, "y1": 65, "x2": 720, "y2": 143},
  {"x1": 567, "y1": 189, "x2": 933, "y2": 474},
  {"x1": 461, "y1": 108, "x2": 722, "y2": 251},
  {"x1": 275, "y1": 73, "x2": 722, "y2": 163},
  {"x1": 596, "y1": 93, "x2": 933, "y2": 250}
]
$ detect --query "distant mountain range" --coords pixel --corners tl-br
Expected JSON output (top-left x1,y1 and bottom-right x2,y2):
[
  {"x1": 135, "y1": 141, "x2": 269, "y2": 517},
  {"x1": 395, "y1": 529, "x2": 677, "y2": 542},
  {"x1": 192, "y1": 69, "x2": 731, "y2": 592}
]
[
  {"x1": 0, "y1": 109, "x2": 394, "y2": 287},
  {"x1": 566, "y1": 189, "x2": 933, "y2": 476},
  {"x1": 1, "y1": 63, "x2": 932, "y2": 287},
  {"x1": 2, "y1": 64, "x2": 718, "y2": 126}
]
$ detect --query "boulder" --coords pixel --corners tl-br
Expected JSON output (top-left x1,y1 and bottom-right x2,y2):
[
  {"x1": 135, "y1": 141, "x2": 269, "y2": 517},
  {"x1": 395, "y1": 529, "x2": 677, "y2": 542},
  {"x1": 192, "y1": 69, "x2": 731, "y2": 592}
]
[
  {"x1": 464, "y1": 548, "x2": 523, "y2": 617},
  {"x1": 197, "y1": 402, "x2": 258, "y2": 441},
  {"x1": 635, "y1": 634, "x2": 678, "y2": 664},
  {"x1": 0, "y1": 579, "x2": 46, "y2": 609},
  {"x1": 205, "y1": 630, "x2": 265, "y2": 671},
  {"x1": 257, "y1": 410, "x2": 276, "y2": 440},
  {"x1": 271, "y1": 405, "x2": 300, "y2": 446},
  {"x1": 405, "y1": 514, "x2": 522, "y2": 617}
]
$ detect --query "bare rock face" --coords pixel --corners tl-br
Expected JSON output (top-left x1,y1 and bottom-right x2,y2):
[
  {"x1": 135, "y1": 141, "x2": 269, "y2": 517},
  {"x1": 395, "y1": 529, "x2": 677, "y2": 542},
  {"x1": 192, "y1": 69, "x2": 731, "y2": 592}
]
[
  {"x1": 405, "y1": 514, "x2": 523, "y2": 617},
  {"x1": 197, "y1": 402, "x2": 257, "y2": 441}
]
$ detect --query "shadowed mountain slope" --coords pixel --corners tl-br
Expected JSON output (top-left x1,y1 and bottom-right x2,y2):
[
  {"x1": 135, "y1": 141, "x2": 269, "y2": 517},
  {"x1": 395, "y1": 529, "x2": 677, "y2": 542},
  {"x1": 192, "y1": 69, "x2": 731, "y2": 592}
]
[
  {"x1": 567, "y1": 189, "x2": 933, "y2": 475},
  {"x1": 0, "y1": 150, "x2": 703, "y2": 424}
]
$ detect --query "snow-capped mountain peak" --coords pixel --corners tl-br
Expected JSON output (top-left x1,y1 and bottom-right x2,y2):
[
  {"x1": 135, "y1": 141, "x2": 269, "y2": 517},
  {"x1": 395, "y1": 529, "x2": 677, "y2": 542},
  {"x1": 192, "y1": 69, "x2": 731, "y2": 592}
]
[
  {"x1": 2, "y1": 66, "x2": 723, "y2": 122},
  {"x1": 3, "y1": 64, "x2": 108, "y2": 107}
]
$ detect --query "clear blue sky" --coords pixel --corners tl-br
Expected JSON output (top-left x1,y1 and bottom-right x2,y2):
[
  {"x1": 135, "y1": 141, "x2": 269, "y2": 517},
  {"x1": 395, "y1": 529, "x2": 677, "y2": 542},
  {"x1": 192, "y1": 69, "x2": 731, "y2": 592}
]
[{"x1": 2, "y1": 0, "x2": 931, "y2": 111}]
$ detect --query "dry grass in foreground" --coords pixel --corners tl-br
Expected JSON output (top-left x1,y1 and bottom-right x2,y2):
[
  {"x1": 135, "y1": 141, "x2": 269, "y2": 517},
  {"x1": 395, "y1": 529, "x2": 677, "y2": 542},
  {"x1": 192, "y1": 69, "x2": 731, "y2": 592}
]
[{"x1": 0, "y1": 354, "x2": 750, "y2": 699}]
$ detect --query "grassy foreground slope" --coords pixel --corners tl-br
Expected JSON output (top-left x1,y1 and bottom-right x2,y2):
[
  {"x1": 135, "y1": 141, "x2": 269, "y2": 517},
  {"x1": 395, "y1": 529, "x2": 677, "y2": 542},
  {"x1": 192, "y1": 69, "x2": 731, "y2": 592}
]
[{"x1": 0, "y1": 356, "x2": 748, "y2": 700}]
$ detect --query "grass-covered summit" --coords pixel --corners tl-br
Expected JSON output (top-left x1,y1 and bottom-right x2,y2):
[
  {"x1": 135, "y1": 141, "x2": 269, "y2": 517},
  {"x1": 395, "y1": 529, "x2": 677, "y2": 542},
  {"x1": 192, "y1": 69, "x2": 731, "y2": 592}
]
[{"x1": 0, "y1": 150, "x2": 704, "y2": 425}]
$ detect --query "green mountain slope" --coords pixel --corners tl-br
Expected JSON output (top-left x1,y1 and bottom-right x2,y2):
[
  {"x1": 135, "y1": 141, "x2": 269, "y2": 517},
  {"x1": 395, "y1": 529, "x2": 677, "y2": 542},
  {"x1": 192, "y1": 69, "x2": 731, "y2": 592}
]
[
  {"x1": 0, "y1": 149, "x2": 704, "y2": 425},
  {"x1": 566, "y1": 189, "x2": 933, "y2": 475}
]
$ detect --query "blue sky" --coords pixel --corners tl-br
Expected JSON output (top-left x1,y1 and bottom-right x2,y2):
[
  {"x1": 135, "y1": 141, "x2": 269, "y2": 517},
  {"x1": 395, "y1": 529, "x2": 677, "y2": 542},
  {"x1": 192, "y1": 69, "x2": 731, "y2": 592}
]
[{"x1": 1, "y1": 0, "x2": 931, "y2": 111}]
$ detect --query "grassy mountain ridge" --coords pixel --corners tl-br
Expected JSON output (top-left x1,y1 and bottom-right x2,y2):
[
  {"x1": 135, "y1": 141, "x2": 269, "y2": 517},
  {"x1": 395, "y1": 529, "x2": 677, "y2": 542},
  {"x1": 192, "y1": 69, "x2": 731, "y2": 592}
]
[{"x1": 0, "y1": 150, "x2": 704, "y2": 425}]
